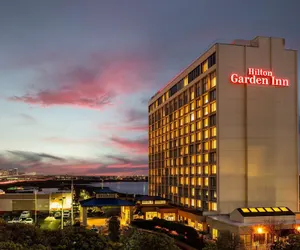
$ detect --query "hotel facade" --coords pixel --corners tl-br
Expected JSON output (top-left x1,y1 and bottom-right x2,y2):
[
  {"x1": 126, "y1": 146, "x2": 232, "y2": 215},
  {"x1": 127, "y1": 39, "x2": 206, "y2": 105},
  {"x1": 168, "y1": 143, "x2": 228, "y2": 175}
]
[{"x1": 148, "y1": 37, "x2": 298, "y2": 240}]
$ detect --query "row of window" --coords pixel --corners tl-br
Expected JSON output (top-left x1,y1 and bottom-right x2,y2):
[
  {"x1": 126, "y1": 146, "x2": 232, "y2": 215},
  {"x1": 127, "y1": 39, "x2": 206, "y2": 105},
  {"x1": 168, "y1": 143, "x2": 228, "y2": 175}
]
[
  {"x1": 149, "y1": 128, "x2": 217, "y2": 156},
  {"x1": 149, "y1": 86, "x2": 216, "y2": 126},
  {"x1": 149, "y1": 69, "x2": 216, "y2": 114}
]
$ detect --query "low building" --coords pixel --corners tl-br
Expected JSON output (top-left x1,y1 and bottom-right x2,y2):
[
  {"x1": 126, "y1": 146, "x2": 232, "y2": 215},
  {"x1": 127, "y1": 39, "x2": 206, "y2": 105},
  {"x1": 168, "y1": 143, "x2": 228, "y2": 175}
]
[{"x1": 0, "y1": 191, "x2": 72, "y2": 214}]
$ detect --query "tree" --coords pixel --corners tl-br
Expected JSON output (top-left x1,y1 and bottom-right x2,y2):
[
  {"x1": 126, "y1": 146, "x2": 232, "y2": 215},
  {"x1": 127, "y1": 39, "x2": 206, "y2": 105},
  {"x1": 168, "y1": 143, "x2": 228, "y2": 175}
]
[
  {"x1": 0, "y1": 242, "x2": 24, "y2": 250},
  {"x1": 203, "y1": 231, "x2": 240, "y2": 250},
  {"x1": 108, "y1": 216, "x2": 121, "y2": 242},
  {"x1": 121, "y1": 229, "x2": 180, "y2": 250},
  {"x1": 263, "y1": 219, "x2": 285, "y2": 244},
  {"x1": 271, "y1": 234, "x2": 300, "y2": 249}
]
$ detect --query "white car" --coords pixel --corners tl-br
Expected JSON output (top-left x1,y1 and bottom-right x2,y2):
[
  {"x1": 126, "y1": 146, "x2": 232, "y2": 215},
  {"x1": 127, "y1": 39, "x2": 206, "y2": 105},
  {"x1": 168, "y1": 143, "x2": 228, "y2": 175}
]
[
  {"x1": 8, "y1": 217, "x2": 21, "y2": 224},
  {"x1": 22, "y1": 218, "x2": 34, "y2": 224},
  {"x1": 20, "y1": 211, "x2": 31, "y2": 219},
  {"x1": 54, "y1": 212, "x2": 61, "y2": 218}
]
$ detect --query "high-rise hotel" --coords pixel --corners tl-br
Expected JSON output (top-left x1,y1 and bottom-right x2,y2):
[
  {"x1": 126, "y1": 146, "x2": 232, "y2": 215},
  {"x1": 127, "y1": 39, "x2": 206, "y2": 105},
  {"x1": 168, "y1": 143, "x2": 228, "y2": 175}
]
[{"x1": 148, "y1": 36, "x2": 298, "y2": 216}]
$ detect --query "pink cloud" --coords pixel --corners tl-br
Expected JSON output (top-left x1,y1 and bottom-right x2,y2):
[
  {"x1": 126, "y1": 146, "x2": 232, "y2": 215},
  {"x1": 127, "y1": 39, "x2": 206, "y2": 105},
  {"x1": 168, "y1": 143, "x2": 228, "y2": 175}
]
[
  {"x1": 110, "y1": 136, "x2": 148, "y2": 154},
  {"x1": 9, "y1": 54, "x2": 154, "y2": 109}
]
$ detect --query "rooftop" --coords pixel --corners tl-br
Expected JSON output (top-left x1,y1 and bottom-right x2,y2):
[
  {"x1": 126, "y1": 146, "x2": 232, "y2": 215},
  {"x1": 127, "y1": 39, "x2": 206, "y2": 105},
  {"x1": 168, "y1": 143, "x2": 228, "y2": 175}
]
[
  {"x1": 135, "y1": 195, "x2": 165, "y2": 201},
  {"x1": 80, "y1": 198, "x2": 134, "y2": 207},
  {"x1": 237, "y1": 207, "x2": 294, "y2": 217}
]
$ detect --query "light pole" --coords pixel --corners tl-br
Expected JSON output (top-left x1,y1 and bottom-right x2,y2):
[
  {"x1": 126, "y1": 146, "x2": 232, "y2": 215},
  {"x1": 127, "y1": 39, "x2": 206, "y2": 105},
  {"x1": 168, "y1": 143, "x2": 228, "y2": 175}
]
[
  {"x1": 60, "y1": 196, "x2": 66, "y2": 230},
  {"x1": 34, "y1": 189, "x2": 37, "y2": 225},
  {"x1": 71, "y1": 178, "x2": 74, "y2": 225}
]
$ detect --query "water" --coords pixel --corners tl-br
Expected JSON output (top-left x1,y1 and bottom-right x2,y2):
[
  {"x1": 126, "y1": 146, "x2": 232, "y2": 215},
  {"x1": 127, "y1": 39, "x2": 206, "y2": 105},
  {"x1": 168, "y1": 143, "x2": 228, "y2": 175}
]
[{"x1": 90, "y1": 182, "x2": 148, "y2": 195}]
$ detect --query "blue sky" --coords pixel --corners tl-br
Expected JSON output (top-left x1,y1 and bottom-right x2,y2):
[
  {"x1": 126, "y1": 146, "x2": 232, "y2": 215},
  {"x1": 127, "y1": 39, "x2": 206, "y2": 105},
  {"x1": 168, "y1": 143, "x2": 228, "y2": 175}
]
[{"x1": 0, "y1": 0, "x2": 299, "y2": 175}]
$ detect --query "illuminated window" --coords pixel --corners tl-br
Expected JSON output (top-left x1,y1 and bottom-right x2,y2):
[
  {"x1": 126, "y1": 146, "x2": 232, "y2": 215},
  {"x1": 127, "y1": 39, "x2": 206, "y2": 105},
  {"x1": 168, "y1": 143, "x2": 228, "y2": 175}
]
[
  {"x1": 142, "y1": 200, "x2": 153, "y2": 204},
  {"x1": 185, "y1": 126, "x2": 189, "y2": 134},
  {"x1": 241, "y1": 208, "x2": 250, "y2": 213},
  {"x1": 210, "y1": 102, "x2": 216, "y2": 112},
  {"x1": 211, "y1": 202, "x2": 217, "y2": 211},
  {"x1": 184, "y1": 77, "x2": 188, "y2": 86},
  {"x1": 212, "y1": 229, "x2": 218, "y2": 240},
  {"x1": 180, "y1": 197, "x2": 184, "y2": 204},
  {"x1": 204, "y1": 142, "x2": 209, "y2": 150},
  {"x1": 203, "y1": 118, "x2": 209, "y2": 127},
  {"x1": 180, "y1": 108, "x2": 184, "y2": 116},
  {"x1": 191, "y1": 199, "x2": 195, "y2": 207},
  {"x1": 211, "y1": 139, "x2": 217, "y2": 149},
  {"x1": 185, "y1": 168, "x2": 189, "y2": 174},
  {"x1": 185, "y1": 106, "x2": 189, "y2": 114},
  {"x1": 280, "y1": 207, "x2": 288, "y2": 212},
  {"x1": 190, "y1": 123, "x2": 195, "y2": 132},
  {"x1": 273, "y1": 207, "x2": 281, "y2": 212},
  {"x1": 204, "y1": 154, "x2": 208, "y2": 163},
  {"x1": 180, "y1": 177, "x2": 185, "y2": 185},
  {"x1": 185, "y1": 146, "x2": 189, "y2": 154},
  {"x1": 211, "y1": 165, "x2": 217, "y2": 174},
  {"x1": 203, "y1": 106, "x2": 208, "y2": 116},
  {"x1": 203, "y1": 130, "x2": 209, "y2": 139},
  {"x1": 185, "y1": 116, "x2": 189, "y2": 124},
  {"x1": 197, "y1": 132, "x2": 201, "y2": 141},
  {"x1": 210, "y1": 72, "x2": 216, "y2": 87},
  {"x1": 180, "y1": 119, "x2": 184, "y2": 126},
  {"x1": 197, "y1": 99, "x2": 201, "y2": 108},
  {"x1": 204, "y1": 166, "x2": 209, "y2": 174},
  {"x1": 202, "y1": 60, "x2": 208, "y2": 73},
  {"x1": 211, "y1": 127, "x2": 217, "y2": 137},
  {"x1": 257, "y1": 208, "x2": 266, "y2": 212},
  {"x1": 265, "y1": 208, "x2": 273, "y2": 212},
  {"x1": 191, "y1": 167, "x2": 195, "y2": 174},
  {"x1": 249, "y1": 208, "x2": 258, "y2": 212},
  {"x1": 190, "y1": 102, "x2": 195, "y2": 110},
  {"x1": 197, "y1": 155, "x2": 202, "y2": 163},
  {"x1": 197, "y1": 166, "x2": 202, "y2": 175},
  {"x1": 191, "y1": 134, "x2": 195, "y2": 142},
  {"x1": 197, "y1": 177, "x2": 202, "y2": 185},
  {"x1": 190, "y1": 91, "x2": 195, "y2": 100},
  {"x1": 191, "y1": 188, "x2": 195, "y2": 196},
  {"x1": 197, "y1": 121, "x2": 201, "y2": 130},
  {"x1": 185, "y1": 198, "x2": 189, "y2": 205},
  {"x1": 204, "y1": 177, "x2": 208, "y2": 186},
  {"x1": 203, "y1": 94, "x2": 209, "y2": 104},
  {"x1": 191, "y1": 155, "x2": 195, "y2": 164},
  {"x1": 185, "y1": 177, "x2": 189, "y2": 185},
  {"x1": 191, "y1": 177, "x2": 195, "y2": 185},
  {"x1": 197, "y1": 110, "x2": 201, "y2": 119},
  {"x1": 190, "y1": 113, "x2": 195, "y2": 121},
  {"x1": 197, "y1": 200, "x2": 201, "y2": 208}
]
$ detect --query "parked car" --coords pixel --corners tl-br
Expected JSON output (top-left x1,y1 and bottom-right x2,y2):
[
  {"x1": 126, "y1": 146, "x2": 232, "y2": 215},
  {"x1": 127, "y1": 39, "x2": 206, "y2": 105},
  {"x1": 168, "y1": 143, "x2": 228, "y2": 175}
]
[
  {"x1": 54, "y1": 212, "x2": 61, "y2": 219},
  {"x1": 23, "y1": 218, "x2": 34, "y2": 224},
  {"x1": 20, "y1": 211, "x2": 31, "y2": 219},
  {"x1": 8, "y1": 217, "x2": 21, "y2": 224}
]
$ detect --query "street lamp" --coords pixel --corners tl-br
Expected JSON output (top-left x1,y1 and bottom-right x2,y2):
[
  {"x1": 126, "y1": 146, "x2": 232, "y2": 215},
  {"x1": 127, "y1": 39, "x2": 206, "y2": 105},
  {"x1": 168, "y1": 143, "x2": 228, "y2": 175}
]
[{"x1": 59, "y1": 196, "x2": 66, "y2": 230}]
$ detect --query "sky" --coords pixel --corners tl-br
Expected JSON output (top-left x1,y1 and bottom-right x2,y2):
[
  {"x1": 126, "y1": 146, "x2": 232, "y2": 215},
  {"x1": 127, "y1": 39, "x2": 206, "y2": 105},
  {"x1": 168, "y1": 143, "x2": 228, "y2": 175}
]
[{"x1": 0, "y1": 0, "x2": 299, "y2": 176}]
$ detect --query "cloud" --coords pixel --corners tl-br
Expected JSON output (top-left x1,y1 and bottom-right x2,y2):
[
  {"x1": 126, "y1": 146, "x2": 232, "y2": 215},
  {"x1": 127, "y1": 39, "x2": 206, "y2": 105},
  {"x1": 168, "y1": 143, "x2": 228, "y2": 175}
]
[
  {"x1": 7, "y1": 150, "x2": 65, "y2": 163},
  {"x1": 8, "y1": 53, "x2": 157, "y2": 109},
  {"x1": 19, "y1": 113, "x2": 37, "y2": 123},
  {"x1": 110, "y1": 136, "x2": 148, "y2": 154},
  {"x1": 0, "y1": 150, "x2": 148, "y2": 176}
]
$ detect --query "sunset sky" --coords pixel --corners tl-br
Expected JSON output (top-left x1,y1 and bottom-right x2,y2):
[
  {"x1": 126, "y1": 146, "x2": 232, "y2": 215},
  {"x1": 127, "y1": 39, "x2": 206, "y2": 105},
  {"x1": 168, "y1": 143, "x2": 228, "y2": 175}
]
[{"x1": 0, "y1": 1, "x2": 299, "y2": 175}]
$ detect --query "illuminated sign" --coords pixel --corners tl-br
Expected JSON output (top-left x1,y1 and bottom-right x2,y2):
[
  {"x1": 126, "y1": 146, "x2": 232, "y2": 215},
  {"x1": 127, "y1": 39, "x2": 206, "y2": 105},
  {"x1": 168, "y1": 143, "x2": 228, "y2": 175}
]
[{"x1": 230, "y1": 68, "x2": 289, "y2": 87}]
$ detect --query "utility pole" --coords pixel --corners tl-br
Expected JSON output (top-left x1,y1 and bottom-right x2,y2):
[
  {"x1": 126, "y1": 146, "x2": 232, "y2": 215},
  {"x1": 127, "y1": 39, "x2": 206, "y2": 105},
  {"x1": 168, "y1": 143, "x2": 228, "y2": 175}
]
[
  {"x1": 60, "y1": 196, "x2": 65, "y2": 230},
  {"x1": 34, "y1": 189, "x2": 37, "y2": 225},
  {"x1": 71, "y1": 178, "x2": 74, "y2": 225}
]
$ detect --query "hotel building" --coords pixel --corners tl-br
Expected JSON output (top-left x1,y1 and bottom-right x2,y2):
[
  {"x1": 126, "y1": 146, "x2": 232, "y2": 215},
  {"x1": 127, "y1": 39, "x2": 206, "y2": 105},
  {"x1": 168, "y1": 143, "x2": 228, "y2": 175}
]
[{"x1": 148, "y1": 36, "x2": 298, "y2": 220}]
